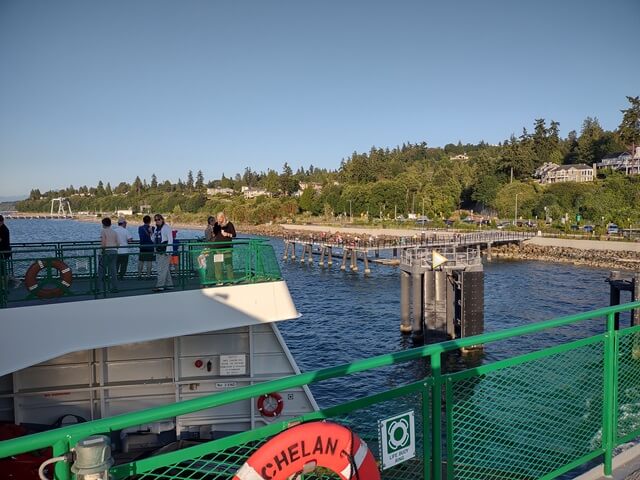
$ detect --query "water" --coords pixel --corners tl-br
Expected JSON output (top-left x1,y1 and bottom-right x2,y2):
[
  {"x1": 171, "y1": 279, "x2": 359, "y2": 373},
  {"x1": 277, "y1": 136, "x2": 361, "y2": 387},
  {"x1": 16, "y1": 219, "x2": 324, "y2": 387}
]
[
  {"x1": 5, "y1": 219, "x2": 626, "y2": 477},
  {"x1": 5, "y1": 218, "x2": 618, "y2": 400}
]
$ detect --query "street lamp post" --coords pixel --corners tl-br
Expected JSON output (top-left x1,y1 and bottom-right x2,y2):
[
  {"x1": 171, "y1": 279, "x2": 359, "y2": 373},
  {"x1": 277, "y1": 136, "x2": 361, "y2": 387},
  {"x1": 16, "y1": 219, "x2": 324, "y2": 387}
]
[
  {"x1": 422, "y1": 197, "x2": 425, "y2": 217},
  {"x1": 514, "y1": 193, "x2": 519, "y2": 226},
  {"x1": 349, "y1": 200, "x2": 353, "y2": 223}
]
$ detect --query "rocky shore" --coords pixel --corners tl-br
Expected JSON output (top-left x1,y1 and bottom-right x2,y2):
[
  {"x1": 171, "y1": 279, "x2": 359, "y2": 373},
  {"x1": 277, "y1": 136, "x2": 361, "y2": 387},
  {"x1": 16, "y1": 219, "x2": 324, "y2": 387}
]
[{"x1": 492, "y1": 243, "x2": 640, "y2": 271}]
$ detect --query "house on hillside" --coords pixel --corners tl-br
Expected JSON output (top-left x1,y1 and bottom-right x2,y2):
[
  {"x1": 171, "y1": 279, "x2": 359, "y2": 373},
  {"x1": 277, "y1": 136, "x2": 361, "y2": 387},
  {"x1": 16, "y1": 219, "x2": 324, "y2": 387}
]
[
  {"x1": 206, "y1": 187, "x2": 235, "y2": 196},
  {"x1": 241, "y1": 186, "x2": 271, "y2": 199},
  {"x1": 597, "y1": 147, "x2": 640, "y2": 176},
  {"x1": 535, "y1": 163, "x2": 596, "y2": 184},
  {"x1": 449, "y1": 153, "x2": 469, "y2": 161}
]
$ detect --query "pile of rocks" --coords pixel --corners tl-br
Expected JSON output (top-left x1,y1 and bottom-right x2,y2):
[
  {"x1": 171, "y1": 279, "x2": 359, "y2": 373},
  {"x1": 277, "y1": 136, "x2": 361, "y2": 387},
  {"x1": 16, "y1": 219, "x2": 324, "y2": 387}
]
[{"x1": 491, "y1": 243, "x2": 640, "y2": 271}]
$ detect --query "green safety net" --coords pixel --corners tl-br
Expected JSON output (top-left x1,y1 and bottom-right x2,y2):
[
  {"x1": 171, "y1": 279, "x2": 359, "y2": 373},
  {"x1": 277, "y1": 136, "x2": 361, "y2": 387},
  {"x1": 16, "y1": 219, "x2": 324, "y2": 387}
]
[
  {"x1": 448, "y1": 341, "x2": 604, "y2": 480},
  {"x1": 617, "y1": 327, "x2": 640, "y2": 442},
  {"x1": 120, "y1": 395, "x2": 426, "y2": 480}
]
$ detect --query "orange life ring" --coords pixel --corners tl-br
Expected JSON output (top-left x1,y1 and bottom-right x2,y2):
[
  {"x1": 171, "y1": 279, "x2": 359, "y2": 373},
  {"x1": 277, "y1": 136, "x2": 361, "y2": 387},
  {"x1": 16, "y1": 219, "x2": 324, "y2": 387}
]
[
  {"x1": 257, "y1": 392, "x2": 284, "y2": 418},
  {"x1": 24, "y1": 259, "x2": 73, "y2": 299},
  {"x1": 233, "y1": 421, "x2": 380, "y2": 480}
]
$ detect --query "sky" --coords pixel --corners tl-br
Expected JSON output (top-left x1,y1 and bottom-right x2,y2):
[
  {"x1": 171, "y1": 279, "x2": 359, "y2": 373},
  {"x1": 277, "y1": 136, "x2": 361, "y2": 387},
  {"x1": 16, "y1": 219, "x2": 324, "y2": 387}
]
[{"x1": 1, "y1": 0, "x2": 638, "y2": 198}]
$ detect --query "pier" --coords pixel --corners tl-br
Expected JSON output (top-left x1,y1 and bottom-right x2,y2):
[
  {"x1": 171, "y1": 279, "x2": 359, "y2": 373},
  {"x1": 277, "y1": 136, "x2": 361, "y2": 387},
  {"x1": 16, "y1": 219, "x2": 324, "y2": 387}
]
[
  {"x1": 2, "y1": 213, "x2": 77, "y2": 220},
  {"x1": 282, "y1": 230, "x2": 534, "y2": 274}
]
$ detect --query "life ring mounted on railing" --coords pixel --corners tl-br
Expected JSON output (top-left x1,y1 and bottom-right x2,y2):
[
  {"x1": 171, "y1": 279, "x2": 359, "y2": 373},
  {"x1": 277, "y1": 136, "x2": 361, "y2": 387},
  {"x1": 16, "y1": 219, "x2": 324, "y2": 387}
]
[
  {"x1": 233, "y1": 421, "x2": 380, "y2": 480},
  {"x1": 24, "y1": 259, "x2": 73, "y2": 299},
  {"x1": 257, "y1": 392, "x2": 284, "y2": 418}
]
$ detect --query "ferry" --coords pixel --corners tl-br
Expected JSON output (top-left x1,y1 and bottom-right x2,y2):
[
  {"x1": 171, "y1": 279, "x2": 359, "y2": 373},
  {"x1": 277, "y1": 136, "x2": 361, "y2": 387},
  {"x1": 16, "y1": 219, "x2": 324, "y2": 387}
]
[
  {"x1": 1, "y1": 235, "x2": 640, "y2": 480},
  {"x1": 0, "y1": 238, "x2": 318, "y2": 476}
]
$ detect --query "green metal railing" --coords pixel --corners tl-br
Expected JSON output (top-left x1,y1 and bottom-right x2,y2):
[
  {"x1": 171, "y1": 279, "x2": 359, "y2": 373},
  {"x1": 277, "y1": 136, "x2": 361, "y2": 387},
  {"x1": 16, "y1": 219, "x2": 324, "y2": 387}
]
[
  {"x1": 1, "y1": 302, "x2": 640, "y2": 479},
  {"x1": 0, "y1": 238, "x2": 281, "y2": 307}
]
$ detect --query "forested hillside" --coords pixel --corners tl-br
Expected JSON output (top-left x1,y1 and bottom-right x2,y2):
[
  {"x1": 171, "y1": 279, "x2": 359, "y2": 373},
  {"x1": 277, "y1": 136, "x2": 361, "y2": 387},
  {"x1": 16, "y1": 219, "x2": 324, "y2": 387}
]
[{"x1": 17, "y1": 97, "x2": 640, "y2": 226}]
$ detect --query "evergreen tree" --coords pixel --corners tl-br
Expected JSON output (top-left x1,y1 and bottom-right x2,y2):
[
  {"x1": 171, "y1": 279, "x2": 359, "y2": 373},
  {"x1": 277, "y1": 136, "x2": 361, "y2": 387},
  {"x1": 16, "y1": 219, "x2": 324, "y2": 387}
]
[
  {"x1": 133, "y1": 176, "x2": 143, "y2": 194},
  {"x1": 105, "y1": 182, "x2": 112, "y2": 196},
  {"x1": 618, "y1": 96, "x2": 640, "y2": 153},
  {"x1": 96, "y1": 181, "x2": 105, "y2": 197},
  {"x1": 195, "y1": 170, "x2": 204, "y2": 190},
  {"x1": 151, "y1": 174, "x2": 158, "y2": 189},
  {"x1": 186, "y1": 170, "x2": 194, "y2": 191},
  {"x1": 577, "y1": 117, "x2": 604, "y2": 164}
]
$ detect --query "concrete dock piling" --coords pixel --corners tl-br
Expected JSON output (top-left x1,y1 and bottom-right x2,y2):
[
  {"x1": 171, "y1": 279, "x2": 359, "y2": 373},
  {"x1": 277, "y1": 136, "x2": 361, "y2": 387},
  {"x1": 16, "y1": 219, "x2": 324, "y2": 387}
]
[{"x1": 400, "y1": 272, "x2": 411, "y2": 333}]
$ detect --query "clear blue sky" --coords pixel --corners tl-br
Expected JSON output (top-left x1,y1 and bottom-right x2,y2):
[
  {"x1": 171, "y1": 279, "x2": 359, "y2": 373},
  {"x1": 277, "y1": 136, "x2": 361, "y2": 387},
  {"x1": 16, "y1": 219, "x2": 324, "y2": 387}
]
[{"x1": 1, "y1": 0, "x2": 638, "y2": 197}]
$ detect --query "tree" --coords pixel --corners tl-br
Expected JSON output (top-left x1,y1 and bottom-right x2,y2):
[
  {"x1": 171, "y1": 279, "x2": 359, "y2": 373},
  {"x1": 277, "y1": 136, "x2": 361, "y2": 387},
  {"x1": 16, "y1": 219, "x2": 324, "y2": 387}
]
[
  {"x1": 105, "y1": 182, "x2": 112, "y2": 196},
  {"x1": 618, "y1": 96, "x2": 640, "y2": 153},
  {"x1": 151, "y1": 174, "x2": 158, "y2": 189},
  {"x1": 280, "y1": 163, "x2": 298, "y2": 196},
  {"x1": 186, "y1": 170, "x2": 194, "y2": 191},
  {"x1": 195, "y1": 170, "x2": 204, "y2": 190},
  {"x1": 133, "y1": 176, "x2": 143, "y2": 194},
  {"x1": 577, "y1": 117, "x2": 604, "y2": 164},
  {"x1": 96, "y1": 181, "x2": 106, "y2": 197}
]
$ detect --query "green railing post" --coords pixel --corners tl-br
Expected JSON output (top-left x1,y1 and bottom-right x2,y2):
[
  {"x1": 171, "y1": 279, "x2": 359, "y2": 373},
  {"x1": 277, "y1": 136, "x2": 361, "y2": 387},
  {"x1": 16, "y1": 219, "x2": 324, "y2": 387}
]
[
  {"x1": 603, "y1": 312, "x2": 617, "y2": 476},
  {"x1": 52, "y1": 439, "x2": 71, "y2": 480},
  {"x1": 423, "y1": 380, "x2": 432, "y2": 480},
  {"x1": 431, "y1": 352, "x2": 442, "y2": 480}
]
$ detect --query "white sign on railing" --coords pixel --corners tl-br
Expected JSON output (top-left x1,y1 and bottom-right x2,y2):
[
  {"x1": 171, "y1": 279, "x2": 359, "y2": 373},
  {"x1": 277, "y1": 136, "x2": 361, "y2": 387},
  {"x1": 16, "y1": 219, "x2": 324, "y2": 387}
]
[{"x1": 378, "y1": 410, "x2": 416, "y2": 470}]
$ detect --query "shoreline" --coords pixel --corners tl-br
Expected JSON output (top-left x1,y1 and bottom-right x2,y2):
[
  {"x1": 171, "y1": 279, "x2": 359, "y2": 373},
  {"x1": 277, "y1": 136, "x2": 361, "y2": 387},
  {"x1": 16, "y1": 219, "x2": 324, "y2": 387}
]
[{"x1": 22, "y1": 216, "x2": 640, "y2": 271}]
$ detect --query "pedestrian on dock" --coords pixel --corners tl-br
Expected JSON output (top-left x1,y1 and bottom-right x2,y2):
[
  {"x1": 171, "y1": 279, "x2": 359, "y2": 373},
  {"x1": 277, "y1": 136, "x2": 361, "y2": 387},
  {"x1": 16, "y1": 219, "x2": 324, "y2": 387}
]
[
  {"x1": 215, "y1": 212, "x2": 236, "y2": 281},
  {"x1": 137, "y1": 215, "x2": 155, "y2": 279},
  {"x1": 113, "y1": 217, "x2": 133, "y2": 280},
  {"x1": 98, "y1": 217, "x2": 119, "y2": 293},
  {"x1": 152, "y1": 214, "x2": 173, "y2": 292}
]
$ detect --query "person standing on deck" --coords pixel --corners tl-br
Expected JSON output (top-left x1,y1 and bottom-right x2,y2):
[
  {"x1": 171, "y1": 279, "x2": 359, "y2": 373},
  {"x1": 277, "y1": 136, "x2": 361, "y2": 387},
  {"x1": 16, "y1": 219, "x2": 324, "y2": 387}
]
[
  {"x1": 152, "y1": 214, "x2": 173, "y2": 292},
  {"x1": 0, "y1": 215, "x2": 14, "y2": 286},
  {"x1": 98, "y1": 217, "x2": 119, "y2": 293},
  {"x1": 113, "y1": 217, "x2": 133, "y2": 280},
  {"x1": 215, "y1": 212, "x2": 236, "y2": 282},
  {"x1": 204, "y1": 216, "x2": 216, "y2": 242},
  {"x1": 137, "y1": 215, "x2": 155, "y2": 279}
]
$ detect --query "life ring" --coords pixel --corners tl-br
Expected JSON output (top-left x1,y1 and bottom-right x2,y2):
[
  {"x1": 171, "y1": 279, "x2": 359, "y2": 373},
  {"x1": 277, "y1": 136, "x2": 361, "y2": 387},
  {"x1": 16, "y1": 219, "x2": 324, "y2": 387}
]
[
  {"x1": 24, "y1": 259, "x2": 73, "y2": 299},
  {"x1": 257, "y1": 392, "x2": 284, "y2": 418},
  {"x1": 233, "y1": 421, "x2": 380, "y2": 480}
]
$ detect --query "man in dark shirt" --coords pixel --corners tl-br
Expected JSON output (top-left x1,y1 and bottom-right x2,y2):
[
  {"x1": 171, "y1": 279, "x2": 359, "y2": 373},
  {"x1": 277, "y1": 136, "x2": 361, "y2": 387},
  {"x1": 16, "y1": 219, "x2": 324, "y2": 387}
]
[
  {"x1": 216, "y1": 212, "x2": 236, "y2": 242},
  {"x1": 215, "y1": 212, "x2": 236, "y2": 282},
  {"x1": 0, "y1": 215, "x2": 12, "y2": 284}
]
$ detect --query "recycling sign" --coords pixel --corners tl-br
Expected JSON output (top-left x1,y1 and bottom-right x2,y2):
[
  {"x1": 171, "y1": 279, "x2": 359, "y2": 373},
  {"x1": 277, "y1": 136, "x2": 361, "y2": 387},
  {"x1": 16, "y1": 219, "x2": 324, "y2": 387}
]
[{"x1": 378, "y1": 410, "x2": 415, "y2": 469}]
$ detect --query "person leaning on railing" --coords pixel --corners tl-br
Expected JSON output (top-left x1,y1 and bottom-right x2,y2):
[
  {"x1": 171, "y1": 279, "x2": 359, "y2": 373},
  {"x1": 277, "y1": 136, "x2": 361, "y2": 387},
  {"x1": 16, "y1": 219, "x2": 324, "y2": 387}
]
[{"x1": 152, "y1": 214, "x2": 173, "y2": 292}]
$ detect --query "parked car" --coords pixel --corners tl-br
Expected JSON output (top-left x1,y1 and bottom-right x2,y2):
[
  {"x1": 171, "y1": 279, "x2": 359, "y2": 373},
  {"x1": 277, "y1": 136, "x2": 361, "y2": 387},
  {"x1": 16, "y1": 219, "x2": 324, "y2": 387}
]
[
  {"x1": 496, "y1": 221, "x2": 511, "y2": 230},
  {"x1": 607, "y1": 224, "x2": 619, "y2": 235},
  {"x1": 582, "y1": 225, "x2": 594, "y2": 233},
  {"x1": 570, "y1": 224, "x2": 580, "y2": 231},
  {"x1": 415, "y1": 216, "x2": 431, "y2": 226}
]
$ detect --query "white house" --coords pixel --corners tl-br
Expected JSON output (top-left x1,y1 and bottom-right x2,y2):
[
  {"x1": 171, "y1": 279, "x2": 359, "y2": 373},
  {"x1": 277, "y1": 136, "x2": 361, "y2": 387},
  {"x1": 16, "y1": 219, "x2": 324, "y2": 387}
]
[
  {"x1": 535, "y1": 163, "x2": 596, "y2": 184},
  {"x1": 241, "y1": 186, "x2": 271, "y2": 199},
  {"x1": 597, "y1": 147, "x2": 640, "y2": 176},
  {"x1": 206, "y1": 187, "x2": 235, "y2": 196}
]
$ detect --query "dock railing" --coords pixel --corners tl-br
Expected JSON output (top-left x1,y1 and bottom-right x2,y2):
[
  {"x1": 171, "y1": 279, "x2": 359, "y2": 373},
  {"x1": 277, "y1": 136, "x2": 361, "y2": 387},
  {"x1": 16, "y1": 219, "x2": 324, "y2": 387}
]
[
  {"x1": 2, "y1": 301, "x2": 640, "y2": 479},
  {"x1": 0, "y1": 238, "x2": 281, "y2": 307}
]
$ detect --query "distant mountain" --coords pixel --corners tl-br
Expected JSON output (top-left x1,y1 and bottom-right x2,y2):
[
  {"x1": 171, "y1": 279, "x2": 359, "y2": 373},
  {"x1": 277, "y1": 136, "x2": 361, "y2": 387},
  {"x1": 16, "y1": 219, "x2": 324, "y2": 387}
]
[{"x1": 0, "y1": 195, "x2": 26, "y2": 202}]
